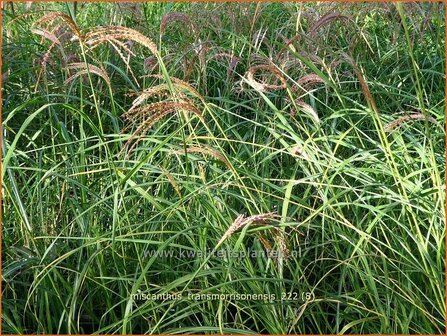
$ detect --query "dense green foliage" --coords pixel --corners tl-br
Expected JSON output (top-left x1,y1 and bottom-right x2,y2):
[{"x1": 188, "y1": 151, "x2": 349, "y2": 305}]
[{"x1": 2, "y1": 2, "x2": 445, "y2": 334}]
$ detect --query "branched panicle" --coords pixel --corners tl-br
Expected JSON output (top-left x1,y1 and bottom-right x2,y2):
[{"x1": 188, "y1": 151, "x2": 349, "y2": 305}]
[
  {"x1": 128, "y1": 84, "x2": 173, "y2": 112},
  {"x1": 274, "y1": 231, "x2": 289, "y2": 260},
  {"x1": 344, "y1": 53, "x2": 379, "y2": 114},
  {"x1": 384, "y1": 113, "x2": 437, "y2": 132},
  {"x1": 276, "y1": 33, "x2": 302, "y2": 60},
  {"x1": 309, "y1": 12, "x2": 350, "y2": 37},
  {"x1": 218, "y1": 213, "x2": 280, "y2": 245},
  {"x1": 124, "y1": 100, "x2": 202, "y2": 122},
  {"x1": 85, "y1": 26, "x2": 158, "y2": 55},
  {"x1": 211, "y1": 52, "x2": 240, "y2": 76},
  {"x1": 31, "y1": 27, "x2": 62, "y2": 46},
  {"x1": 246, "y1": 64, "x2": 287, "y2": 92},
  {"x1": 160, "y1": 12, "x2": 197, "y2": 38},
  {"x1": 33, "y1": 13, "x2": 82, "y2": 39},
  {"x1": 297, "y1": 74, "x2": 325, "y2": 88},
  {"x1": 173, "y1": 145, "x2": 233, "y2": 172},
  {"x1": 142, "y1": 75, "x2": 205, "y2": 103},
  {"x1": 160, "y1": 167, "x2": 182, "y2": 198},
  {"x1": 83, "y1": 26, "x2": 158, "y2": 87},
  {"x1": 120, "y1": 100, "x2": 203, "y2": 156},
  {"x1": 65, "y1": 62, "x2": 110, "y2": 86},
  {"x1": 258, "y1": 234, "x2": 273, "y2": 255},
  {"x1": 291, "y1": 74, "x2": 325, "y2": 95}
]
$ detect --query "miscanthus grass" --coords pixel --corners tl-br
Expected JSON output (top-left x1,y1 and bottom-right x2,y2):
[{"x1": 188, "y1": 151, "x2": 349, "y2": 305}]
[{"x1": 2, "y1": 2, "x2": 445, "y2": 334}]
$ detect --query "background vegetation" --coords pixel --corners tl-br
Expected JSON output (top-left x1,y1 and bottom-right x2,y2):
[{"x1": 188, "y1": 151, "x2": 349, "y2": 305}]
[{"x1": 2, "y1": 2, "x2": 445, "y2": 334}]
